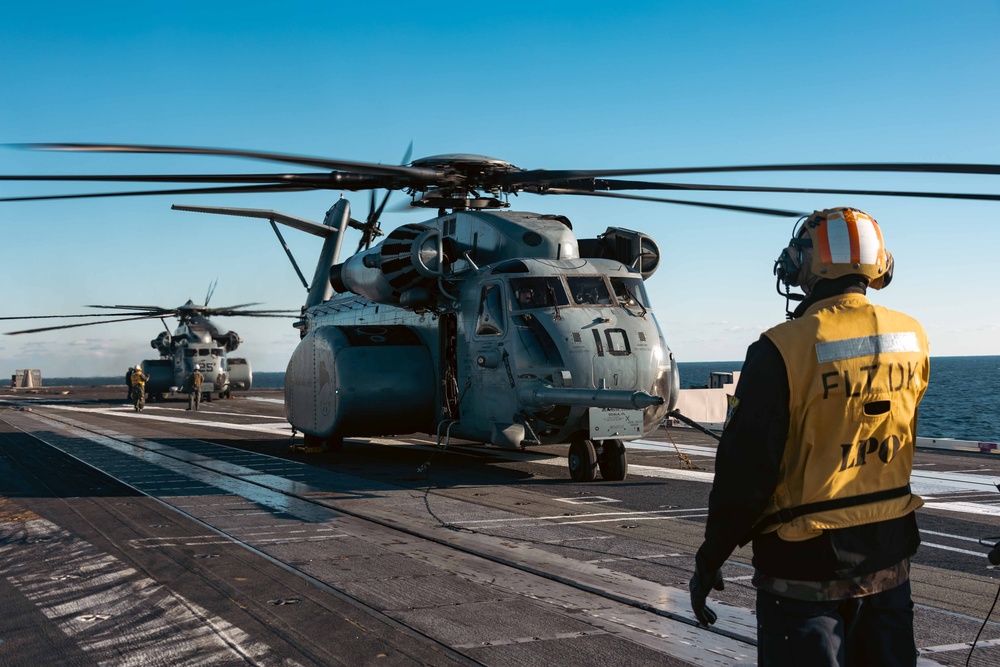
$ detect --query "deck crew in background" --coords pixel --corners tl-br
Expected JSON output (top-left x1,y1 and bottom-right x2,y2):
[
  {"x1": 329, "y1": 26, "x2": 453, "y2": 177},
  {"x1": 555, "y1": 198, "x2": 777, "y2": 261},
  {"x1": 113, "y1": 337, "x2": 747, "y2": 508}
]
[
  {"x1": 128, "y1": 364, "x2": 148, "y2": 402},
  {"x1": 124, "y1": 366, "x2": 134, "y2": 401},
  {"x1": 187, "y1": 366, "x2": 204, "y2": 411},
  {"x1": 690, "y1": 207, "x2": 929, "y2": 667}
]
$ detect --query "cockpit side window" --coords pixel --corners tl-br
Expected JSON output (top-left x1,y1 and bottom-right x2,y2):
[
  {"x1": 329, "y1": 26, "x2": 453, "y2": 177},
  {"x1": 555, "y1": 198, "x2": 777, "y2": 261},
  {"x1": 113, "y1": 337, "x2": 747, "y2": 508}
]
[
  {"x1": 510, "y1": 277, "x2": 570, "y2": 310},
  {"x1": 475, "y1": 283, "x2": 506, "y2": 336},
  {"x1": 566, "y1": 276, "x2": 613, "y2": 306}
]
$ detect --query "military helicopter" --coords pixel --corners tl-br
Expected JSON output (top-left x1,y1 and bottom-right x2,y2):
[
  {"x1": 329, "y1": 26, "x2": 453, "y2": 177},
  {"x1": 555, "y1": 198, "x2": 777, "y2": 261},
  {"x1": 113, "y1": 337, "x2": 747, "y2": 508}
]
[
  {"x1": 3, "y1": 143, "x2": 1000, "y2": 481},
  {"x1": 1, "y1": 282, "x2": 296, "y2": 402}
]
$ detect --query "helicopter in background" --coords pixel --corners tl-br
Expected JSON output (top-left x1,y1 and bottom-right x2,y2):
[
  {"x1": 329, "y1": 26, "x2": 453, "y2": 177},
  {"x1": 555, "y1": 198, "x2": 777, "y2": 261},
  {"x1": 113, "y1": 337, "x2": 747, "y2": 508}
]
[
  {"x1": 1, "y1": 283, "x2": 296, "y2": 402},
  {"x1": 3, "y1": 143, "x2": 1000, "y2": 481}
]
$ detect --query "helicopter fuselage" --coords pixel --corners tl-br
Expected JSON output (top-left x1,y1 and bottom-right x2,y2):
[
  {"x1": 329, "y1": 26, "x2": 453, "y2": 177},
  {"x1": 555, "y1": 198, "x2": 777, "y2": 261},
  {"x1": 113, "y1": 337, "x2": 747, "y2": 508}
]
[
  {"x1": 284, "y1": 208, "x2": 679, "y2": 458},
  {"x1": 142, "y1": 317, "x2": 251, "y2": 399}
]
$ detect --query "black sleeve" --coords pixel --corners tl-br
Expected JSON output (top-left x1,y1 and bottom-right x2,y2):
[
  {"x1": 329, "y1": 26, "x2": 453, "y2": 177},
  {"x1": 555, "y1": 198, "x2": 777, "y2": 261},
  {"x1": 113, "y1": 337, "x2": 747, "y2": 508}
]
[{"x1": 697, "y1": 336, "x2": 790, "y2": 572}]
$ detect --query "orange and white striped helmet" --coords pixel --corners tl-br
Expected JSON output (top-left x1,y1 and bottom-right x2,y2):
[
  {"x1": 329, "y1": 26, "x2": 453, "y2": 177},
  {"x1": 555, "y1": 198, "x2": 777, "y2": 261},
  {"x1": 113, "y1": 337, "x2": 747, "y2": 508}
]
[{"x1": 779, "y1": 207, "x2": 893, "y2": 290}]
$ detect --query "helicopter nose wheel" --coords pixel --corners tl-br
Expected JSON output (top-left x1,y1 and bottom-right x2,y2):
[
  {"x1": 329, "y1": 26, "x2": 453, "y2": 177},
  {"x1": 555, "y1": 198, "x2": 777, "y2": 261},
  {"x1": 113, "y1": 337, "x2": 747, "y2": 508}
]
[
  {"x1": 597, "y1": 439, "x2": 628, "y2": 481},
  {"x1": 568, "y1": 437, "x2": 598, "y2": 482}
]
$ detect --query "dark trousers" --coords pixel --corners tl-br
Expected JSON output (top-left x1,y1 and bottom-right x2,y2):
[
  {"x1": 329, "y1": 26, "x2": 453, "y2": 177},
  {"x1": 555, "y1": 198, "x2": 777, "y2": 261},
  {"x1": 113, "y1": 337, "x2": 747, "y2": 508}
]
[
  {"x1": 188, "y1": 389, "x2": 201, "y2": 410},
  {"x1": 756, "y1": 580, "x2": 916, "y2": 667}
]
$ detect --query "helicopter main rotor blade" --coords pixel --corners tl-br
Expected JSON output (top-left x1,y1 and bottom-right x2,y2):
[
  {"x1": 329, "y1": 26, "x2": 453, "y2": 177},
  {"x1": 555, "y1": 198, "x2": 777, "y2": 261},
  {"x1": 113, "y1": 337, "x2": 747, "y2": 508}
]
[
  {"x1": 0, "y1": 183, "x2": 316, "y2": 203},
  {"x1": 538, "y1": 188, "x2": 806, "y2": 217},
  {"x1": 84, "y1": 304, "x2": 176, "y2": 312},
  {"x1": 507, "y1": 162, "x2": 1000, "y2": 185},
  {"x1": 0, "y1": 173, "x2": 320, "y2": 183},
  {"x1": 15, "y1": 143, "x2": 444, "y2": 181},
  {"x1": 5, "y1": 314, "x2": 167, "y2": 335},
  {"x1": 199, "y1": 302, "x2": 264, "y2": 312},
  {"x1": 205, "y1": 312, "x2": 300, "y2": 318},
  {"x1": 584, "y1": 178, "x2": 1000, "y2": 203},
  {"x1": 0, "y1": 312, "x2": 161, "y2": 321}
]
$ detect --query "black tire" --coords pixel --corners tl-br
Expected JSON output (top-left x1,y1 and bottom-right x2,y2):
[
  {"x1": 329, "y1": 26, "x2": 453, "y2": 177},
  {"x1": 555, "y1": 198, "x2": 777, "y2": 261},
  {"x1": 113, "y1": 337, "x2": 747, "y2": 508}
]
[
  {"x1": 598, "y1": 439, "x2": 628, "y2": 481},
  {"x1": 568, "y1": 438, "x2": 598, "y2": 482},
  {"x1": 300, "y1": 434, "x2": 324, "y2": 453}
]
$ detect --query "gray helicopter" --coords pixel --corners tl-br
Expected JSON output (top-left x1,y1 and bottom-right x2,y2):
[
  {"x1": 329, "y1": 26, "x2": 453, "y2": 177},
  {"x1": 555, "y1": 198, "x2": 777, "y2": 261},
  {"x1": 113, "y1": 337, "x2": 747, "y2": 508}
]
[
  {"x1": 1, "y1": 284, "x2": 295, "y2": 402},
  {"x1": 4, "y1": 144, "x2": 1000, "y2": 480}
]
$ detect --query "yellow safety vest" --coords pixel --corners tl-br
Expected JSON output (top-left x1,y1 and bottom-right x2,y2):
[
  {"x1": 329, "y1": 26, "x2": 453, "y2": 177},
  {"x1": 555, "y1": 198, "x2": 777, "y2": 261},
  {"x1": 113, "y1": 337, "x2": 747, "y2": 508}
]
[{"x1": 759, "y1": 293, "x2": 929, "y2": 542}]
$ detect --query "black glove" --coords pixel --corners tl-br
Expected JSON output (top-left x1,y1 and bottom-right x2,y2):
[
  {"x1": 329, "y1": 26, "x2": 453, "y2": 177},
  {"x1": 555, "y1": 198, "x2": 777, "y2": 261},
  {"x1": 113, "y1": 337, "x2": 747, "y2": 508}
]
[{"x1": 689, "y1": 560, "x2": 725, "y2": 626}]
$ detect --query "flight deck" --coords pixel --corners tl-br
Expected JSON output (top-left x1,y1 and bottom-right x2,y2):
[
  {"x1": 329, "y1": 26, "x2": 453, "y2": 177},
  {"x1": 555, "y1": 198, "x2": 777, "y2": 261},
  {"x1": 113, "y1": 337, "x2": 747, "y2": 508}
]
[{"x1": 0, "y1": 386, "x2": 997, "y2": 666}]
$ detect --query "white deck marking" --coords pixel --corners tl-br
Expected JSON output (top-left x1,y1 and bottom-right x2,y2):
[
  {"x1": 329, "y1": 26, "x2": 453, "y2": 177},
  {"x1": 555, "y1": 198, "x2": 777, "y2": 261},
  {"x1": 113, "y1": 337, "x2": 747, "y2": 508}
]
[
  {"x1": 921, "y1": 501, "x2": 1000, "y2": 517},
  {"x1": 28, "y1": 403, "x2": 294, "y2": 436},
  {"x1": 0, "y1": 518, "x2": 299, "y2": 666},
  {"x1": 920, "y1": 529, "x2": 996, "y2": 544},
  {"x1": 916, "y1": 542, "x2": 989, "y2": 557},
  {"x1": 554, "y1": 495, "x2": 621, "y2": 504},
  {"x1": 920, "y1": 637, "x2": 1000, "y2": 654},
  {"x1": 244, "y1": 397, "x2": 286, "y2": 405}
]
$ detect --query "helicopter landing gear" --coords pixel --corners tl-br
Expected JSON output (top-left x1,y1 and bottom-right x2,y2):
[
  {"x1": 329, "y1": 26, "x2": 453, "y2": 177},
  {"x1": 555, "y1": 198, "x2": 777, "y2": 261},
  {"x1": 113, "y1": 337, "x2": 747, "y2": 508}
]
[
  {"x1": 291, "y1": 433, "x2": 328, "y2": 454},
  {"x1": 598, "y1": 439, "x2": 628, "y2": 481},
  {"x1": 568, "y1": 437, "x2": 598, "y2": 482}
]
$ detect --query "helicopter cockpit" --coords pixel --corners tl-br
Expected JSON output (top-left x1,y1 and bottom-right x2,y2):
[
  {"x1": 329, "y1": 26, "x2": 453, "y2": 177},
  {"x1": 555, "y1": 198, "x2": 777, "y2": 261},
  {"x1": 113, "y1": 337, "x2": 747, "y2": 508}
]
[
  {"x1": 507, "y1": 274, "x2": 649, "y2": 312},
  {"x1": 183, "y1": 346, "x2": 227, "y2": 372}
]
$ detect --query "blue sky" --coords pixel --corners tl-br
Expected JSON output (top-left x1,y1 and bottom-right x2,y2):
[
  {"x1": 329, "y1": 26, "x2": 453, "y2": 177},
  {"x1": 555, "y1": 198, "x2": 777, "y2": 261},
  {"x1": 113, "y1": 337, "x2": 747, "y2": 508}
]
[{"x1": 2, "y1": 1, "x2": 999, "y2": 376}]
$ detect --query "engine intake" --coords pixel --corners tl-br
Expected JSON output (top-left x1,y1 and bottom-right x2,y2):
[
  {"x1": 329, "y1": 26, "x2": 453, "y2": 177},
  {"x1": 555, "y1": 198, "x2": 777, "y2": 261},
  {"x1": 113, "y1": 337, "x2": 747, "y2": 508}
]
[
  {"x1": 329, "y1": 223, "x2": 453, "y2": 308},
  {"x1": 578, "y1": 227, "x2": 661, "y2": 280}
]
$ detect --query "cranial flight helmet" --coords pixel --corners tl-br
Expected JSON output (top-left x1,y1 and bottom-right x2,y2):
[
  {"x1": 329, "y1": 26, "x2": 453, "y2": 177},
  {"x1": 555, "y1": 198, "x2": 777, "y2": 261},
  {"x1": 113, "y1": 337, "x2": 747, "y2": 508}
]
[{"x1": 774, "y1": 207, "x2": 893, "y2": 311}]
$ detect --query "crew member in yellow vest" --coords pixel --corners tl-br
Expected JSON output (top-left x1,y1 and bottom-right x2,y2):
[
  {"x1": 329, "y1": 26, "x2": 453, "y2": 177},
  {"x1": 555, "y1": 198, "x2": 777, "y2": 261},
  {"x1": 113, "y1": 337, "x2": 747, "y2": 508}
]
[
  {"x1": 128, "y1": 363, "x2": 149, "y2": 402},
  {"x1": 690, "y1": 208, "x2": 929, "y2": 667}
]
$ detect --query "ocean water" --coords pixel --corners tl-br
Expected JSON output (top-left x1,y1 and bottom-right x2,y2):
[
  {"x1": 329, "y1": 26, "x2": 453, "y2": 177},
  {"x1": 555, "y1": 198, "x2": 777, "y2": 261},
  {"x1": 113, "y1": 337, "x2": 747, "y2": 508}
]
[
  {"x1": 677, "y1": 356, "x2": 1000, "y2": 443},
  {"x1": 40, "y1": 356, "x2": 1000, "y2": 443}
]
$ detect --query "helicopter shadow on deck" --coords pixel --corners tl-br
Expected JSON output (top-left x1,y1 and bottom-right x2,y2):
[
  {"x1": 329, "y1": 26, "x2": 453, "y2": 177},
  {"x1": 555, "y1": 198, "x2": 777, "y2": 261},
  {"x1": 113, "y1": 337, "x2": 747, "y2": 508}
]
[{"x1": 230, "y1": 434, "x2": 665, "y2": 492}]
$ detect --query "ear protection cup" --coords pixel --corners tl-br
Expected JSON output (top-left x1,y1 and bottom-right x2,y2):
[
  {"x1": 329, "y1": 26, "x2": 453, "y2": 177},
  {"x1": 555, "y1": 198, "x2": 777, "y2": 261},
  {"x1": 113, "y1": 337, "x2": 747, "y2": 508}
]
[{"x1": 773, "y1": 236, "x2": 811, "y2": 287}]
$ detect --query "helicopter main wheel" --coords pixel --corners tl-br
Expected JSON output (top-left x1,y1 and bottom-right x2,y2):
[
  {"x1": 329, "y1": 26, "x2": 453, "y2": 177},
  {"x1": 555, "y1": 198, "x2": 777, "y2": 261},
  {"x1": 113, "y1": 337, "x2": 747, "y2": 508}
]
[
  {"x1": 568, "y1": 437, "x2": 598, "y2": 482},
  {"x1": 598, "y1": 439, "x2": 628, "y2": 481},
  {"x1": 291, "y1": 433, "x2": 326, "y2": 454}
]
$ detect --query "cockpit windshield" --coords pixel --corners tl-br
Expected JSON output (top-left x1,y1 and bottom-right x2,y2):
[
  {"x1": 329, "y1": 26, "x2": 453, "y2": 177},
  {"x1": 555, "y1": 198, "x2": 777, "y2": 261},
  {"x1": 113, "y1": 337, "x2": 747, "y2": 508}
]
[
  {"x1": 610, "y1": 276, "x2": 650, "y2": 309},
  {"x1": 510, "y1": 277, "x2": 570, "y2": 310},
  {"x1": 566, "y1": 276, "x2": 613, "y2": 306},
  {"x1": 509, "y1": 275, "x2": 647, "y2": 311}
]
